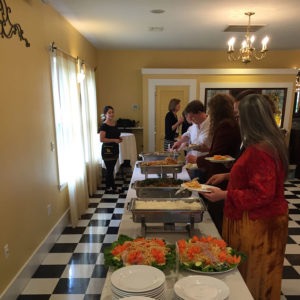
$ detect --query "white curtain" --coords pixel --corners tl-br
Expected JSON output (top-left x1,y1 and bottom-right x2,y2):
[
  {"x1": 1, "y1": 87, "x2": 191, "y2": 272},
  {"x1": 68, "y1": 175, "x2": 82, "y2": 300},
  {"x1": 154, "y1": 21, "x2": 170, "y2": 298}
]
[
  {"x1": 50, "y1": 50, "x2": 89, "y2": 227},
  {"x1": 80, "y1": 66, "x2": 101, "y2": 196}
]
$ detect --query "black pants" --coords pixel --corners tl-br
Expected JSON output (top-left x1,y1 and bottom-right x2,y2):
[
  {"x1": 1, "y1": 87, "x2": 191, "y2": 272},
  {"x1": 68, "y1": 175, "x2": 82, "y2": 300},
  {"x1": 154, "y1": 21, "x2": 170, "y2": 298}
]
[
  {"x1": 187, "y1": 169, "x2": 207, "y2": 183},
  {"x1": 205, "y1": 199, "x2": 224, "y2": 235},
  {"x1": 104, "y1": 159, "x2": 117, "y2": 189},
  {"x1": 202, "y1": 181, "x2": 228, "y2": 235}
]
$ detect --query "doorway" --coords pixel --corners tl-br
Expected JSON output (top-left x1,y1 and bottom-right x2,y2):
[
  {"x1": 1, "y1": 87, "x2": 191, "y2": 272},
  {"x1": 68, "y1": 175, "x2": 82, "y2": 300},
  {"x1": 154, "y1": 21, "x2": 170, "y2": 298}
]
[{"x1": 146, "y1": 78, "x2": 197, "y2": 152}]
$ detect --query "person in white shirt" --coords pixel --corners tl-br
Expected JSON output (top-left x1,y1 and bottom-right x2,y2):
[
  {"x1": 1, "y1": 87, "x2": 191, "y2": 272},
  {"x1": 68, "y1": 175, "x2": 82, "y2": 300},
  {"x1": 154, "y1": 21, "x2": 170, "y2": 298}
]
[
  {"x1": 172, "y1": 100, "x2": 211, "y2": 157},
  {"x1": 172, "y1": 100, "x2": 211, "y2": 180}
]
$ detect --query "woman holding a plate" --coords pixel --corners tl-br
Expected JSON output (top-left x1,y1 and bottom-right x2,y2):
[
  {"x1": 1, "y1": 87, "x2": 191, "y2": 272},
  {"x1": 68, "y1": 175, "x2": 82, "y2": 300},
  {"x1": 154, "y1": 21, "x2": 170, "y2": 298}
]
[
  {"x1": 201, "y1": 94, "x2": 289, "y2": 300},
  {"x1": 186, "y1": 94, "x2": 241, "y2": 234}
]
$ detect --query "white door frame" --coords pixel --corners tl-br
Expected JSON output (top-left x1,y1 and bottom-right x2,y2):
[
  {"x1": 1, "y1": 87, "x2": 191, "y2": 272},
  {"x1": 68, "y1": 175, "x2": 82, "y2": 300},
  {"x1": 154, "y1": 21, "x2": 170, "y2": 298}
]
[{"x1": 147, "y1": 79, "x2": 197, "y2": 151}]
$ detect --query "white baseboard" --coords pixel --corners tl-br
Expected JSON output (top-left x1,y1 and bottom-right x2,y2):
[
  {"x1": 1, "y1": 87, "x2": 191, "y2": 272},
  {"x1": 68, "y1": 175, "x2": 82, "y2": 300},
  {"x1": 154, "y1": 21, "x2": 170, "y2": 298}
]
[{"x1": 0, "y1": 210, "x2": 70, "y2": 300}]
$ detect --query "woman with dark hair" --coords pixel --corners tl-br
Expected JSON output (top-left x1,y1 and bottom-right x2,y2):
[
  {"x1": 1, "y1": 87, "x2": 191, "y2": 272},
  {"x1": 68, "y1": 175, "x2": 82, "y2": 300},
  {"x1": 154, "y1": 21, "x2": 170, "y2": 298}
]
[
  {"x1": 202, "y1": 94, "x2": 289, "y2": 300},
  {"x1": 164, "y1": 98, "x2": 184, "y2": 150},
  {"x1": 181, "y1": 110, "x2": 192, "y2": 135},
  {"x1": 99, "y1": 106, "x2": 122, "y2": 193},
  {"x1": 186, "y1": 94, "x2": 241, "y2": 233}
]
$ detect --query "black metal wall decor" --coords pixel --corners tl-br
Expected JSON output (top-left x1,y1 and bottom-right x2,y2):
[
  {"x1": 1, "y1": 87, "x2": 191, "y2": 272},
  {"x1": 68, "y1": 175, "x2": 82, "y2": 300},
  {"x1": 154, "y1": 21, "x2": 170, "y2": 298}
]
[{"x1": 0, "y1": 0, "x2": 30, "y2": 47}]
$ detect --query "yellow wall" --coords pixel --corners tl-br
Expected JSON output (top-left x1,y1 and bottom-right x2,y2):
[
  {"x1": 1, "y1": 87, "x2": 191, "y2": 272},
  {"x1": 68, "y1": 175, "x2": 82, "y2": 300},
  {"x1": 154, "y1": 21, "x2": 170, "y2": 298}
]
[
  {"x1": 96, "y1": 50, "x2": 300, "y2": 151},
  {"x1": 0, "y1": 0, "x2": 97, "y2": 294},
  {"x1": 1, "y1": 0, "x2": 300, "y2": 295}
]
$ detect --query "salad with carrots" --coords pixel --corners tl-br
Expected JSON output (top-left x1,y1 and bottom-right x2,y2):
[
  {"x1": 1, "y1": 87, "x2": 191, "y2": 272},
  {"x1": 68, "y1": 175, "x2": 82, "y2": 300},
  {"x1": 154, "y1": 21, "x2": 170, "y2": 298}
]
[
  {"x1": 104, "y1": 235, "x2": 175, "y2": 270},
  {"x1": 177, "y1": 235, "x2": 245, "y2": 273}
]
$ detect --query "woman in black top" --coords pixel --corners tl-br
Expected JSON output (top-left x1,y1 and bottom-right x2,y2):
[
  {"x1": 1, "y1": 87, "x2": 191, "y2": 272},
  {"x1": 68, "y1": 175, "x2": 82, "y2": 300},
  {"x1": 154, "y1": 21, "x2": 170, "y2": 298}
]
[
  {"x1": 99, "y1": 106, "x2": 122, "y2": 193},
  {"x1": 164, "y1": 98, "x2": 184, "y2": 150},
  {"x1": 181, "y1": 110, "x2": 192, "y2": 135}
]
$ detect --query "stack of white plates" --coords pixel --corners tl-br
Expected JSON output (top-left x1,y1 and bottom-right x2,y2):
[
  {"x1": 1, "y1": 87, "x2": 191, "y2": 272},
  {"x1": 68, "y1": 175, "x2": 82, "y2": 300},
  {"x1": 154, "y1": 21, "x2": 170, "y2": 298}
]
[
  {"x1": 111, "y1": 265, "x2": 166, "y2": 300},
  {"x1": 174, "y1": 275, "x2": 230, "y2": 300},
  {"x1": 122, "y1": 297, "x2": 156, "y2": 300}
]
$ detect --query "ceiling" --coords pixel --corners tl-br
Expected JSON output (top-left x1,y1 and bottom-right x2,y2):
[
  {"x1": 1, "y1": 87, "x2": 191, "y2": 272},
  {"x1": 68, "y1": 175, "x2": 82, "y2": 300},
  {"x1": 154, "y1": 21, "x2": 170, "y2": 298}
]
[{"x1": 46, "y1": 0, "x2": 300, "y2": 51}]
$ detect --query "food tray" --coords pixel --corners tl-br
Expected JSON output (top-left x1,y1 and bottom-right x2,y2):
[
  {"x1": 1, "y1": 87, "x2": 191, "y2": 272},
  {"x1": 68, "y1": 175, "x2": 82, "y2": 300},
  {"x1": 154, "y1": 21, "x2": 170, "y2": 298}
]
[
  {"x1": 132, "y1": 178, "x2": 192, "y2": 198},
  {"x1": 136, "y1": 162, "x2": 184, "y2": 179},
  {"x1": 129, "y1": 197, "x2": 205, "y2": 223},
  {"x1": 139, "y1": 151, "x2": 179, "y2": 161}
]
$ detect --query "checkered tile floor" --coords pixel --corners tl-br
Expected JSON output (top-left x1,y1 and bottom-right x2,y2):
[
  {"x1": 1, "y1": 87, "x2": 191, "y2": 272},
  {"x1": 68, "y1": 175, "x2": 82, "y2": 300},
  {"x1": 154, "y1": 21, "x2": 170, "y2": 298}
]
[{"x1": 17, "y1": 175, "x2": 300, "y2": 300}]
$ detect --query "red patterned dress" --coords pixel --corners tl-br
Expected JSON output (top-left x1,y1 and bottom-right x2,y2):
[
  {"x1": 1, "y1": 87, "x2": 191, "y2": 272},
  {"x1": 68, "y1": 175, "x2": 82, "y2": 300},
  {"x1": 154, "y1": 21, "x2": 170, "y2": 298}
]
[{"x1": 223, "y1": 144, "x2": 288, "y2": 300}]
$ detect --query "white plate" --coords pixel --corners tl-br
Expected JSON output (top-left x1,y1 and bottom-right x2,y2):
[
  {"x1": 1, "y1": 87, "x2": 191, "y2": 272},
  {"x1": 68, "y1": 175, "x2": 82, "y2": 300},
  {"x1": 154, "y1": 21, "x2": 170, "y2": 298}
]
[
  {"x1": 112, "y1": 283, "x2": 165, "y2": 297},
  {"x1": 186, "y1": 265, "x2": 238, "y2": 275},
  {"x1": 122, "y1": 297, "x2": 156, "y2": 300},
  {"x1": 111, "y1": 265, "x2": 165, "y2": 293},
  {"x1": 174, "y1": 275, "x2": 229, "y2": 300},
  {"x1": 181, "y1": 183, "x2": 212, "y2": 193},
  {"x1": 205, "y1": 156, "x2": 235, "y2": 163}
]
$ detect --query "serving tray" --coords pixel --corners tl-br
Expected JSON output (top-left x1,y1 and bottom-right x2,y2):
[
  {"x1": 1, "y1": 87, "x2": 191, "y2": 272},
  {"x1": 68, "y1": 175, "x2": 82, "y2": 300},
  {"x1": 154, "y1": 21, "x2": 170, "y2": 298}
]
[
  {"x1": 139, "y1": 151, "x2": 179, "y2": 161},
  {"x1": 136, "y1": 162, "x2": 184, "y2": 179},
  {"x1": 132, "y1": 178, "x2": 192, "y2": 198},
  {"x1": 128, "y1": 197, "x2": 206, "y2": 236}
]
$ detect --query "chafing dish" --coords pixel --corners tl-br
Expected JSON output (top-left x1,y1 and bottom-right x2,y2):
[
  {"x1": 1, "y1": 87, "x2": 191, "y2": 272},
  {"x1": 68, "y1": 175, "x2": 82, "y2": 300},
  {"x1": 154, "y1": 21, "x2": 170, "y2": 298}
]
[
  {"x1": 139, "y1": 151, "x2": 179, "y2": 161},
  {"x1": 136, "y1": 161, "x2": 184, "y2": 179},
  {"x1": 132, "y1": 178, "x2": 192, "y2": 198},
  {"x1": 128, "y1": 197, "x2": 206, "y2": 236}
]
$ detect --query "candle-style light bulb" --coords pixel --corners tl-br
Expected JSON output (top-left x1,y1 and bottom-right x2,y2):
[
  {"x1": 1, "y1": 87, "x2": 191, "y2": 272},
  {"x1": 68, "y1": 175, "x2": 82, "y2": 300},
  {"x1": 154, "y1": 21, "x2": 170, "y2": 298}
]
[
  {"x1": 261, "y1": 36, "x2": 269, "y2": 51},
  {"x1": 241, "y1": 40, "x2": 247, "y2": 49},
  {"x1": 228, "y1": 37, "x2": 235, "y2": 51}
]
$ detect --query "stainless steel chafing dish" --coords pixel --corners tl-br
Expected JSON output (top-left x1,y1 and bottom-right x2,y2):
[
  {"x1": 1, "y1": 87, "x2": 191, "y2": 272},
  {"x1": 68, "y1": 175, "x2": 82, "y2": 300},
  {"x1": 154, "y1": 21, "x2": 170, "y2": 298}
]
[
  {"x1": 132, "y1": 178, "x2": 192, "y2": 198},
  {"x1": 128, "y1": 197, "x2": 206, "y2": 236},
  {"x1": 139, "y1": 151, "x2": 179, "y2": 161},
  {"x1": 136, "y1": 161, "x2": 184, "y2": 179}
]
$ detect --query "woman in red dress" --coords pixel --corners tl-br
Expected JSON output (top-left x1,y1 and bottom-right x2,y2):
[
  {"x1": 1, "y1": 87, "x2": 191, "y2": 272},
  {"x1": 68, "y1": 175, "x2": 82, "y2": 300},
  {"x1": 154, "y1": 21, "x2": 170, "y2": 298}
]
[{"x1": 202, "y1": 94, "x2": 289, "y2": 300}]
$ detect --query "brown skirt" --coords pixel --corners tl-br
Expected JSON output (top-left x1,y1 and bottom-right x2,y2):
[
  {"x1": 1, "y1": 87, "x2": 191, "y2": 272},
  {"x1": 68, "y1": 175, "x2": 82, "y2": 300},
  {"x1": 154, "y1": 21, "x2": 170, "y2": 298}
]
[{"x1": 222, "y1": 212, "x2": 288, "y2": 300}]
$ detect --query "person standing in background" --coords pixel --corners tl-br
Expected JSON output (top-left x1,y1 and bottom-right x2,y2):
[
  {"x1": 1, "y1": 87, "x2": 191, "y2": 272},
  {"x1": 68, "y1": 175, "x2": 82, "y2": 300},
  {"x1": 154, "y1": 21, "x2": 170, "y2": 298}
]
[
  {"x1": 202, "y1": 94, "x2": 289, "y2": 300},
  {"x1": 100, "y1": 106, "x2": 122, "y2": 193},
  {"x1": 164, "y1": 98, "x2": 184, "y2": 151},
  {"x1": 181, "y1": 110, "x2": 192, "y2": 135}
]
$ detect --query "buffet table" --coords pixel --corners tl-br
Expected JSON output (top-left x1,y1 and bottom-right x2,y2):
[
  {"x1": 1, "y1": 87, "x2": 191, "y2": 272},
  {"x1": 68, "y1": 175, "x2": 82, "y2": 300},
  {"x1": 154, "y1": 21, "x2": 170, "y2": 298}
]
[{"x1": 100, "y1": 164, "x2": 254, "y2": 300}]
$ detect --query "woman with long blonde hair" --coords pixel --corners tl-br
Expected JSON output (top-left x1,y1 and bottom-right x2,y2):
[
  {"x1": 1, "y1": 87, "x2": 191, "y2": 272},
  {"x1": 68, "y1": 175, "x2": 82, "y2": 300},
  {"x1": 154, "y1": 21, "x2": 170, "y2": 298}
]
[{"x1": 202, "y1": 94, "x2": 289, "y2": 300}]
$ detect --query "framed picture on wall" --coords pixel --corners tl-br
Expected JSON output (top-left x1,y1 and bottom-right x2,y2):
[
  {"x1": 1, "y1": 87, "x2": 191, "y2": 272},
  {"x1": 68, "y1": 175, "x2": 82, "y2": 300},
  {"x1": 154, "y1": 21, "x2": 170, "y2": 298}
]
[
  {"x1": 204, "y1": 89, "x2": 230, "y2": 110},
  {"x1": 261, "y1": 89, "x2": 287, "y2": 127},
  {"x1": 204, "y1": 87, "x2": 287, "y2": 127}
]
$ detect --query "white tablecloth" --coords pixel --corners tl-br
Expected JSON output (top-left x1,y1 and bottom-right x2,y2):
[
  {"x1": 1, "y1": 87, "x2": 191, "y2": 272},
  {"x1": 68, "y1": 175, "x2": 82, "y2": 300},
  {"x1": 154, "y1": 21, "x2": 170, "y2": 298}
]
[
  {"x1": 99, "y1": 132, "x2": 137, "y2": 173},
  {"x1": 100, "y1": 165, "x2": 254, "y2": 300}
]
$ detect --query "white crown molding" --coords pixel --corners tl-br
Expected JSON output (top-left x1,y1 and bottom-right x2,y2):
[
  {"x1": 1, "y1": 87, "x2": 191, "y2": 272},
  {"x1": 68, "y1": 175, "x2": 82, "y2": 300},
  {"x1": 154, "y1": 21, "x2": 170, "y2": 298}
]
[{"x1": 142, "y1": 68, "x2": 297, "y2": 75}]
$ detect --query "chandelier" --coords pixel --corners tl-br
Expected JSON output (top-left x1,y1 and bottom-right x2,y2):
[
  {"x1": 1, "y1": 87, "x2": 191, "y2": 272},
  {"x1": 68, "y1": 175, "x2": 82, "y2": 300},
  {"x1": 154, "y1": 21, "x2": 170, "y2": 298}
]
[{"x1": 227, "y1": 12, "x2": 268, "y2": 64}]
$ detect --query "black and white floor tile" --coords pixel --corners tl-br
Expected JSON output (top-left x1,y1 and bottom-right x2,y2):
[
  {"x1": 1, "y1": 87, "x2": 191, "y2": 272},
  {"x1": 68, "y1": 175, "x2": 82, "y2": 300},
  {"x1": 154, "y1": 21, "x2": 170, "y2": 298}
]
[{"x1": 17, "y1": 175, "x2": 300, "y2": 300}]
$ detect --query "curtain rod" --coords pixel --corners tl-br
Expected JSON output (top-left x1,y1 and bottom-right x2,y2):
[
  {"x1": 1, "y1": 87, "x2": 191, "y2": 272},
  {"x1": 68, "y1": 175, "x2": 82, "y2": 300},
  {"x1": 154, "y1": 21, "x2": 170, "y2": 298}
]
[
  {"x1": 50, "y1": 41, "x2": 81, "y2": 62},
  {"x1": 50, "y1": 41, "x2": 96, "y2": 72}
]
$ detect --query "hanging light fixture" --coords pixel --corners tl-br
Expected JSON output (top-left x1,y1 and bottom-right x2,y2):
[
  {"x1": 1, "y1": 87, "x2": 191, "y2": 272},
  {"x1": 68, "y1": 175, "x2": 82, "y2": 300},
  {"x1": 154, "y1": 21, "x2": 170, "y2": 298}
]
[{"x1": 227, "y1": 12, "x2": 269, "y2": 64}]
